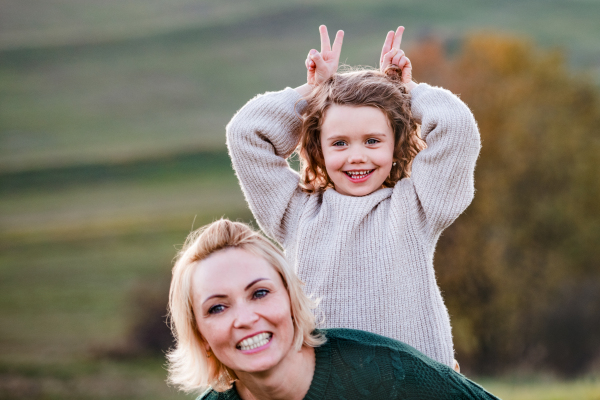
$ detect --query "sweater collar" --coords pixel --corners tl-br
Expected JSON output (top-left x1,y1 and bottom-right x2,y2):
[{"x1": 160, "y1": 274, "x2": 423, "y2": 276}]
[
  {"x1": 324, "y1": 186, "x2": 393, "y2": 206},
  {"x1": 303, "y1": 331, "x2": 332, "y2": 400}
]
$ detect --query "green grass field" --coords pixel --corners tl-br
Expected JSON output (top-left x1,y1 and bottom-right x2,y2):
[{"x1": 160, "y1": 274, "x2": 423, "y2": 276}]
[
  {"x1": 2, "y1": 0, "x2": 600, "y2": 398},
  {"x1": 0, "y1": 152, "x2": 249, "y2": 399}
]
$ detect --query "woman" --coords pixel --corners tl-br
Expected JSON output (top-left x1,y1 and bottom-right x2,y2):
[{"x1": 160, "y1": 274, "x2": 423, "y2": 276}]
[{"x1": 167, "y1": 219, "x2": 500, "y2": 399}]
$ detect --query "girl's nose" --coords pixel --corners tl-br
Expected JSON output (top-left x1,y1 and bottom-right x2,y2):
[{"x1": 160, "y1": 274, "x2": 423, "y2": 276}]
[
  {"x1": 232, "y1": 303, "x2": 260, "y2": 329},
  {"x1": 347, "y1": 151, "x2": 367, "y2": 164}
]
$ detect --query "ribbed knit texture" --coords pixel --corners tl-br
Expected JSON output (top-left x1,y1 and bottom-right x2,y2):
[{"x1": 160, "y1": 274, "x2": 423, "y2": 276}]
[
  {"x1": 226, "y1": 83, "x2": 481, "y2": 368},
  {"x1": 199, "y1": 329, "x2": 500, "y2": 400}
]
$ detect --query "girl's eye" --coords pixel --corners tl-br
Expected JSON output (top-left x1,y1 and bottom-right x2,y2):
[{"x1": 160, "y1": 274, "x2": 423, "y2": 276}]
[
  {"x1": 253, "y1": 289, "x2": 269, "y2": 299},
  {"x1": 366, "y1": 138, "x2": 380, "y2": 145},
  {"x1": 332, "y1": 141, "x2": 346, "y2": 147},
  {"x1": 208, "y1": 304, "x2": 226, "y2": 315}
]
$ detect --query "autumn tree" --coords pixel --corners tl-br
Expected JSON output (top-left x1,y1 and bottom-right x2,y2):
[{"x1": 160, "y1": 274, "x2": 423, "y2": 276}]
[{"x1": 411, "y1": 35, "x2": 600, "y2": 375}]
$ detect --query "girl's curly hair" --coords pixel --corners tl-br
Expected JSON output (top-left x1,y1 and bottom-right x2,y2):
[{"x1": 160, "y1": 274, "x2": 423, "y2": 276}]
[{"x1": 297, "y1": 68, "x2": 425, "y2": 193}]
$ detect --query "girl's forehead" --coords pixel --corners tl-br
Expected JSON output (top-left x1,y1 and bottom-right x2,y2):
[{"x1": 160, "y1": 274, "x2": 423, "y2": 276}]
[{"x1": 321, "y1": 105, "x2": 392, "y2": 135}]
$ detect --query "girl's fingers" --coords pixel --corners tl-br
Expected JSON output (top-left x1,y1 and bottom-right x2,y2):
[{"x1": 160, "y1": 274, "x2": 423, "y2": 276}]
[
  {"x1": 397, "y1": 55, "x2": 409, "y2": 69},
  {"x1": 391, "y1": 49, "x2": 405, "y2": 66},
  {"x1": 401, "y1": 57, "x2": 412, "y2": 83},
  {"x1": 309, "y1": 49, "x2": 328, "y2": 71},
  {"x1": 381, "y1": 48, "x2": 399, "y2": 71},
  {"x1": 392, "y1": 26, "x2": 405, "y2": 50},
  {"x1": 319, "y1": 25, "x2": 331, "y2": 54},
  {"x1": 331, "y1": 30, "x2": 344, "y2": 57},
  {"x1": 305, "y1": 52, "x2": 316, "y2": 70},
  {"x1": 380, "y1": 30, "x2": 395, "y2": 64}
]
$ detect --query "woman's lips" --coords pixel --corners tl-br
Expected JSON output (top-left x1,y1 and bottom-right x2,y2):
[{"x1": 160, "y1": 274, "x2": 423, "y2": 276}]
[{"x1": 236, "y1": 332, "x2": 273, "y2": 353}]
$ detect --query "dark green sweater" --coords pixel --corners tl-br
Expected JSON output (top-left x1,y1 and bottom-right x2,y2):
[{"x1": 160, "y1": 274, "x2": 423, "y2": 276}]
[{"x1": 200, "y1": 329, "x2": 500, "y2": 400}]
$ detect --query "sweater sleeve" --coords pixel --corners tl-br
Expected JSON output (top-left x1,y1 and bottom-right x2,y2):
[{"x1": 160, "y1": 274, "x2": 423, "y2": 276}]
[
  {"x1": 407, "y1": 83, "x2": 481, "y2": 243},
  {"x1": 226, "y1": 88, "x2": 307, "y2": 244}
]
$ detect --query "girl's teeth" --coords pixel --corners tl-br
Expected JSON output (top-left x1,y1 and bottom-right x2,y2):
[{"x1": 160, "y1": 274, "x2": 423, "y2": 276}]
[
  {"x1": 237, "y1": 333, "x2": 272, "y2": 350},
  {"x1": 346, "y1": 170, "x2": 372, "y2": 179}
]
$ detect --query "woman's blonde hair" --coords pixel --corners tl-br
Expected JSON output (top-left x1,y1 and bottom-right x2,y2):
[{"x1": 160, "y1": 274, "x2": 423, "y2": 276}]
[
  {"x1": 298, "y1": 68, "x2": 425, "y2": 193},
  {"x1": 166, "y1": 218, "x2": 325, "y2": 393}
]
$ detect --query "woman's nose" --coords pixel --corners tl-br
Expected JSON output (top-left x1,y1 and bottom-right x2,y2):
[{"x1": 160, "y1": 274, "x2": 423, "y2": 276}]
[{"x1": 232, "y1": 303, "x2": 260, "y2": 329}]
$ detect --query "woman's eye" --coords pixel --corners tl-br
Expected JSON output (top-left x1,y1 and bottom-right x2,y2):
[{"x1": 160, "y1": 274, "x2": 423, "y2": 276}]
[
  {"x1": 332, "y1": 141, "x2": 346, "y2": 147},
  {"x1": 253, "y1": 289, "x2": 269, "y2": 299},
  {"x1": 208, "y1": 304, "x2": 225, "y2": 315},
  {"x1": 366, "y1": 138, "x2": 380, "y2": 145}
]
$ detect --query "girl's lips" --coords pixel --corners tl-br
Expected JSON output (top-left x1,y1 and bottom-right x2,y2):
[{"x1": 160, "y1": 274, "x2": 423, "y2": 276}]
[{"x1": 343, "y1": 169, "x2": 374, "y2": 183}]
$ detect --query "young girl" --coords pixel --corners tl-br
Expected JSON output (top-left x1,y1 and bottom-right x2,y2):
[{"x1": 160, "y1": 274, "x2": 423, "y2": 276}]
[{"x1": 225, "y1": 25, "x2": 480, "y2": 369}]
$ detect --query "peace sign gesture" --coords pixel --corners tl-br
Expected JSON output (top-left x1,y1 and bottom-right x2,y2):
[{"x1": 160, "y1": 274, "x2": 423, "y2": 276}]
[
  {"x1": 380, "y1": 26, "x2": 417, "y2": 91},
  {"x1": 305, "y1": 25, "x2": 344, "y2": 86}
]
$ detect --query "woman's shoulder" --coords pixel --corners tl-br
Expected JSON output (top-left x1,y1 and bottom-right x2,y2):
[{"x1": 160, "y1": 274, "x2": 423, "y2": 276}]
[
  {"x1": 322, "y1": 327, "x2": 417, "y2": 351},
  {"x1": 197, "y1": 387, "x2": 240, "y2": 400},
  {"x1": 320, "y1": 328, "x2": 446, "y2": 372}
]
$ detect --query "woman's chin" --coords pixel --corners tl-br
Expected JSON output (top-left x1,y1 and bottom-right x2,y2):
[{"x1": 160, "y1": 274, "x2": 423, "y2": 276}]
[
  {"x1": 234, "y1": 355, "x2": 281, "y2": 374},
  {"x1": 232, "y1": 340, "x2": 284, "y2": 373}
]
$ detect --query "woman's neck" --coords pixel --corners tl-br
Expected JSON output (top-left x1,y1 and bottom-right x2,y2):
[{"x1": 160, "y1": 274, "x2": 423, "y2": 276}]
[{"x1": 234, "y1": 345, "x2": 315, "y2": 400}]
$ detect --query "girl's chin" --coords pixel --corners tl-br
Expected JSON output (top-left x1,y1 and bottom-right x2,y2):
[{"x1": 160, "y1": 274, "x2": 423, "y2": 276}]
[{"x1": 337, "y1": 186, "x2": 377, "y2": 197}]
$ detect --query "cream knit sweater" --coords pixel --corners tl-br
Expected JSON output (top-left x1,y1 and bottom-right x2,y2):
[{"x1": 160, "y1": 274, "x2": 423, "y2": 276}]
[{"x1": 226, "y1": 83, "x2": 480, "y2": 367}]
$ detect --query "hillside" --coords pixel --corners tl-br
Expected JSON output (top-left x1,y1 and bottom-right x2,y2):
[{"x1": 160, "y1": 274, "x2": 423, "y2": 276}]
[{"x1": 2, "y1": 0, "x2": 600, "y2": 171}]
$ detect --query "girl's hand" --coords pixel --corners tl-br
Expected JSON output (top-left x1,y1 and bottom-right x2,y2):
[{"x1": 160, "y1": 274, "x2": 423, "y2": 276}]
[
  {"x1": 380, "y1": 26, "x2": 417, "y2": 92},
  {"x1": 305, "y1": 25, "x2": 344, "y2": 87}
]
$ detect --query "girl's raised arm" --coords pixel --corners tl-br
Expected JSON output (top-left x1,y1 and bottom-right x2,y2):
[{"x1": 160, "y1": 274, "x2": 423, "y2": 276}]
[
  {"x1": 408, "y1": 84, "x2": 480, "y2": 243},
  {"x1": 381, "y1": 27, "x2": 480, "y2": 244},
  {"x1": 226, "y1": 26, "x2": 342, "y2": 245}
]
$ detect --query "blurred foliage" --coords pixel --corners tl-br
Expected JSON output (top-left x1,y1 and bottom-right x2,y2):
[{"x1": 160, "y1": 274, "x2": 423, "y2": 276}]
[{"x1": 410, "y1": 35, "x2": 600, "y2": 376}]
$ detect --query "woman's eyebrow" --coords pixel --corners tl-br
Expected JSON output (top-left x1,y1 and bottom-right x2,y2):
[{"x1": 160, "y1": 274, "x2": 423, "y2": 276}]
[
  {"x1": 202, "y1": 293, "x2": 227, "y2": 305},
  {"x1": 245, "y1": 278, "x2": 269, "y2": 291},
  {"x1": 201, "y1": 278, "x2": 270, "y2": 305}
]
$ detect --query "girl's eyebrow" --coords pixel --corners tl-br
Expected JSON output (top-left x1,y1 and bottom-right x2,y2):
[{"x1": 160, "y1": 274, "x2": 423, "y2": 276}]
[
  {"x1": 201, "y1": 278, "x2": 270, "y2": 305},
  {"x1": 325, "y1": 132, "x2": 389, "y2": 141},
  {"x1": 324, "y1": 134, "x2": 348, "y2": 141}
]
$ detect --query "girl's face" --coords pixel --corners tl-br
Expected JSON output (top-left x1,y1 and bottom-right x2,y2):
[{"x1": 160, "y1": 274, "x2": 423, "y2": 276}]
[
  {"x1": 191, "y1": 248, "x2": 296, "y2": 376},
  {"x1": 320, "y1": 104, "x2": 395, "y2": 197}
]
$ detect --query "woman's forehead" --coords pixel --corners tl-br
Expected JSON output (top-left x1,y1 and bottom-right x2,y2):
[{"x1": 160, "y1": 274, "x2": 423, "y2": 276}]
[{"x1": 191, "y1": 248, "x2": 281, "y2": 296}]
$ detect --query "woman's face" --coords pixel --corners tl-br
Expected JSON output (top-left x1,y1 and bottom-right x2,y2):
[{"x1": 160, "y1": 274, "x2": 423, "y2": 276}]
[{"x1": 191, "y1": 247, "x2": 295, "y2": 375}]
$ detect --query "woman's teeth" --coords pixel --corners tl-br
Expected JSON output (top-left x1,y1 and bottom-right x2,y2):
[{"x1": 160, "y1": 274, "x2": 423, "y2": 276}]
[
  {"x1": 345, "y1": 170, "x2": 373, "y2": 179},
  {"x1": 237, "y1": 332, "x2": 272, "y2": 351}
]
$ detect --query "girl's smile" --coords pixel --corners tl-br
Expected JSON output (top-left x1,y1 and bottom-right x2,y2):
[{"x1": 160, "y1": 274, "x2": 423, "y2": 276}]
[
  {"x1": 343, "y1": 169, "x2": 375, "y2": 182},
  {"x1": 320, "y1": 104, "x2": 395, "y2": 197}
]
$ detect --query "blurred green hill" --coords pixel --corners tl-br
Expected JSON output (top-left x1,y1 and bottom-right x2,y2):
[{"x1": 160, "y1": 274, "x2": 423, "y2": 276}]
[
  {"x1": 1, "y1": 1, "x2": 600, "y2": 399},
  {"x1": 2, "y1": 0, "x2": 600, "y2": 171}
]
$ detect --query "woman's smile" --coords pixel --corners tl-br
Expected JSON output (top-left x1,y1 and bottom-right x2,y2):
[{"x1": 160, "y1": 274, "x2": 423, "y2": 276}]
[{"x1": 236, "y1": 332, "x2": 273, "y2": 353}]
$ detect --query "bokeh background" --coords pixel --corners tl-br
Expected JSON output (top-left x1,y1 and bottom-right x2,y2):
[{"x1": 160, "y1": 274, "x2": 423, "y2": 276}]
[{"x1": 1, "y1": 0, "x2": 600, "y2": 399}]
